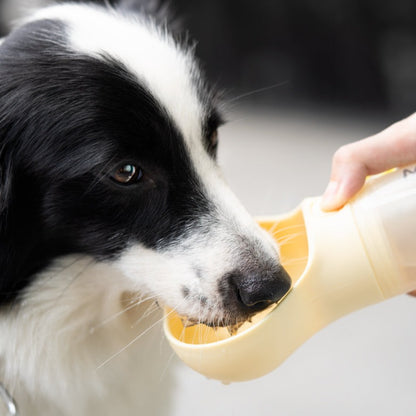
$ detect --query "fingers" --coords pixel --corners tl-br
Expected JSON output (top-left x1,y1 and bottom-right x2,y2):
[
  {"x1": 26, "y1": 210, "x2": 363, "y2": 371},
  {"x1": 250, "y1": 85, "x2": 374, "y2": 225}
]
[{"x1": 321, "y1": 113, "x2": 416, "y2": 211}]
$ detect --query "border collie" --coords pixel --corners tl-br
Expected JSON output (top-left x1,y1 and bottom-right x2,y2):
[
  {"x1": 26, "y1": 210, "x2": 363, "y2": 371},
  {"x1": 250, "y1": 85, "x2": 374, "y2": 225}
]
[{"x1": 0, "y1": 1, "x2": 291, "y2": 414}]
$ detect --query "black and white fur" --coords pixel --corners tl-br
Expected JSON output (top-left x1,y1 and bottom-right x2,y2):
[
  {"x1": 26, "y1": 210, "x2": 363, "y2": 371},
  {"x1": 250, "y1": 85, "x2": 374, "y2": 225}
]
[{"x1": 0, "y1": 2, "x2": 291, "y2": 415}]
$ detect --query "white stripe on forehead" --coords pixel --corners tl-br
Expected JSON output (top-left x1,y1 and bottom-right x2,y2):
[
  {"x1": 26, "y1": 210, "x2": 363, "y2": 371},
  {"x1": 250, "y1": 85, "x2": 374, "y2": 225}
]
[{"x1": 29, "y1": 4, "x2": 204, "y2": 142}]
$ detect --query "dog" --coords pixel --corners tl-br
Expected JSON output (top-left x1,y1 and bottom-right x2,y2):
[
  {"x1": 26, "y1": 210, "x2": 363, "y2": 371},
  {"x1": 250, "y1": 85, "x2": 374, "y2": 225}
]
[{"x1": 0, "y1": 1, "x2": 291, "y2": 414}]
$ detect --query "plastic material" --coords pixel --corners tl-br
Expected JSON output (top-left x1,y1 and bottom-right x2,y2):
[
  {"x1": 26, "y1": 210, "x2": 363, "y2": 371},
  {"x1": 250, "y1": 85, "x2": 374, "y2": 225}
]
[{"x1": 164, "y1": 164, "x2": 416, "y2": 382}]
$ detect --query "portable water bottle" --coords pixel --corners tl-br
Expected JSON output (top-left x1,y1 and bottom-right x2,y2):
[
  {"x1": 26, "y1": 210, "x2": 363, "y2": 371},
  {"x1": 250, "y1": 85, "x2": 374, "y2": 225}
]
[{"x1": 164, "y1": 164, "x2": 416, "y2": 383}]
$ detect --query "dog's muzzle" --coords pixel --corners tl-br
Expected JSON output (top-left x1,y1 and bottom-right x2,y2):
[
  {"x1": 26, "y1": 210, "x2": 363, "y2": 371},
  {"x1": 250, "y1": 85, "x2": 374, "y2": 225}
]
[{"x1": 219, "y1": 263, "x2": 292, "y2": 318}]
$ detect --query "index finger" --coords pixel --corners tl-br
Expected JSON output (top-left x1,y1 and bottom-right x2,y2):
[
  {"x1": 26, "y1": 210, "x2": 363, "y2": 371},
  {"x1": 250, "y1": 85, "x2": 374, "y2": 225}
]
[{"x1": 321, "y1": 113, "x2": 416, "y2": 211}]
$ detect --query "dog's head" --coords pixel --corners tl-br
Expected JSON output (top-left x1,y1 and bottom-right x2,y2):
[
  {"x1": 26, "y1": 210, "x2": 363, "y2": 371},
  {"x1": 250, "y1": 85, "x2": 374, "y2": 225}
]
[{"x1": 0, "y1": 2, "x2": 290, "y2": 327}]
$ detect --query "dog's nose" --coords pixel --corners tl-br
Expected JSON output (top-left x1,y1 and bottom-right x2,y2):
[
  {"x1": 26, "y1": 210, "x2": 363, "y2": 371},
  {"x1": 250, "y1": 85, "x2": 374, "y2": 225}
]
[{"x1": 229, "y1": 266, "x2": 292, "y2": 312}]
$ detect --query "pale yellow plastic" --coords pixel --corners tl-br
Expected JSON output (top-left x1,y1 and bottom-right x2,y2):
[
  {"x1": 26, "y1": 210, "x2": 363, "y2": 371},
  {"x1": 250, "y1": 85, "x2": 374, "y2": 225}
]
[{"x1": 164, "y1": 165, "x2": 416, "y2": 383}]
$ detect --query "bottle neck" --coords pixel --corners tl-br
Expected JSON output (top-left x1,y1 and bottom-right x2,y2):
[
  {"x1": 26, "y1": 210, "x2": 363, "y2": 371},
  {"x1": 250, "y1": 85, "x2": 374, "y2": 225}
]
[{"x1": 300, "y1": 198, "x2": 385, "y2": 319}]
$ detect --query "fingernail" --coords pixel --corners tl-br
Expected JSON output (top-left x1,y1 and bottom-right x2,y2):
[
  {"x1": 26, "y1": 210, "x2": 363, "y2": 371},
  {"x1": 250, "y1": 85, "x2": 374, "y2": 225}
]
[{"x1": 321, "y1": 181, "x2": 340, "y2": 211}]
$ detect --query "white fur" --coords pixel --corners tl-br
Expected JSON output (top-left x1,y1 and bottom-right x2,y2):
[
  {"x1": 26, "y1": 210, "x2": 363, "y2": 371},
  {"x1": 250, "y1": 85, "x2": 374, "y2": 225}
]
[{"x1": 0, "y1": 256, "x2": 175, "y2": 415}]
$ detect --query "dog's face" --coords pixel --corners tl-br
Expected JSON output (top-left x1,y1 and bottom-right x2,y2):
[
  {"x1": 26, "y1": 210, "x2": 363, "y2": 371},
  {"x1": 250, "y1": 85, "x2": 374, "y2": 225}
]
[{"x1": 0, "y1": 4, "x2": 290, "y2": 327}]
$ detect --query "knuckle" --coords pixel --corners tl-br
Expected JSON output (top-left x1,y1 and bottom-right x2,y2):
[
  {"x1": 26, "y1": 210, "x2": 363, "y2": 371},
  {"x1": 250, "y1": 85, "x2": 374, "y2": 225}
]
[{"x1": 332, "y1": 144, "x2": 355, "y2": 165}]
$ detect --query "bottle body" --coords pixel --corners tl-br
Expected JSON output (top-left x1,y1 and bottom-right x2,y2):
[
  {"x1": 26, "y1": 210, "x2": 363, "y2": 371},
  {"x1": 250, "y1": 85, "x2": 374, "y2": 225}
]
[{"x1": 352, "y1": 165, "x2": 416, "y2": 297}]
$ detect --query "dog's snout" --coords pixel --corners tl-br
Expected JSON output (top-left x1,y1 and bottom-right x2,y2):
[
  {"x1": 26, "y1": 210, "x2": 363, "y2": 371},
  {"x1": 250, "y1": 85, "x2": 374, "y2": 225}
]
[{"x1": 226, "y1": 266, "x2": 292, "y2": 313}]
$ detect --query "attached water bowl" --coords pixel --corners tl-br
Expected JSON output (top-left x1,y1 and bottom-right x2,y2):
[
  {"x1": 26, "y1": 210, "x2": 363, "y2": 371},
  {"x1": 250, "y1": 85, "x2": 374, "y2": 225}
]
[{"x1": 164, "y1": 206, "x2": 309, "y2": 381}]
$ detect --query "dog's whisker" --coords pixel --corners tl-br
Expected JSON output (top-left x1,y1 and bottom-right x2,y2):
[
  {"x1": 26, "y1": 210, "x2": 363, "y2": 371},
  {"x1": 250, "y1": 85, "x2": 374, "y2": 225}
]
[
  {"x1": 180, "y1": 316, "x2": 198, "y2": 328},
  {"x1": 226, "y1": 80, "x2": 290, "y2": 105},
  {"x1": 198, "y1": 294, "x2": 203, "y2": 344},
  {"x1": 269, "y1": 223, "x2": 305, "y2": 235},
  {"x1": 37, "y1": 255, "x2": 85, "y2": 287},
  {"x1": 142, "y1": 300, "x2": 159, "y2": 317},
  {"x1": 184, "y1": 302, "x2": 200, "y2": 345},
  {"x1": 281, "y1": 256, "x2": 308, "y2": 266},
  {"x1": 131, "y1": 301, "x2": 160, "y2": 328},
  {"x1": 53, "y1": 258, "x2": 95, "y2": 307},
  {"x1": 158, "y1": 350, "x2": 177, "y2": 384},
  {"x1": 89, "y1": 294, "x2": 158, "y2": 334},
  {"x1": 81, "y1": 156, "x2": 119, "y2": 198},
  {"x1": 96, "y1": 304, "x2": 186, "y2": 370},
  {"x1": 274, "y1": 232, "x2": 305, "y2": 246},
  {"x1": 96, "y1": 316, "x2": 166, "y2": 370}
]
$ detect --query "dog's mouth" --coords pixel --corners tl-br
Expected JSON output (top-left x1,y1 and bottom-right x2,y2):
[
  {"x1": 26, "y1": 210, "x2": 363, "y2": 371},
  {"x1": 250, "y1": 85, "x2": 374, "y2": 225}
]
[
  {"x1": 166, "y1": 300, "x2": 283, "y2": 346},
  {"x1": 178, "y1": 316, "x2": 247, "y2": 336},
  {"x1": 176, "y1": 306, "x2": 274, "y2": 336}
]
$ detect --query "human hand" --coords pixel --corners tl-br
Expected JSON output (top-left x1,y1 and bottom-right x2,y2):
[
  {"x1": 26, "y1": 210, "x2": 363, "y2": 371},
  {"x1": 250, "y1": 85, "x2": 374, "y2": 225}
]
[{"x1": 320, "y1": 112, "x2": 416, "y2": 212}]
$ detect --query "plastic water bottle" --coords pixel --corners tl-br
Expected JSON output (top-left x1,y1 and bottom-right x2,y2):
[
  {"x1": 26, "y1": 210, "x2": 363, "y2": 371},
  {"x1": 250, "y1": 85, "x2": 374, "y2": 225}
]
[{"x1": 164, "y1": 164, "x2": 416, "y2": 382}]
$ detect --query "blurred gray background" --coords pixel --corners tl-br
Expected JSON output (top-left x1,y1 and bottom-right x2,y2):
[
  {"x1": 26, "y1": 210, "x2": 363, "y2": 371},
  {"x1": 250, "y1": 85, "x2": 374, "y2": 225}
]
[
  {"x1": 173, "y1": 0, "x2": 416, "y2": 120},
  {"x1": 1, "y1": 1, "x2": 416, "y2": 415},
  {"x1": 2, "y1": 0, "x2": 416, "y2": 119}
]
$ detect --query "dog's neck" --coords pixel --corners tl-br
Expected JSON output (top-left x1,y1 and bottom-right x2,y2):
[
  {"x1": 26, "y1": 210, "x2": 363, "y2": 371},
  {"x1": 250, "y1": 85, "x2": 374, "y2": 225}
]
[{"x1": 0, "y1": 257, "x2": 172, "y2": 415}]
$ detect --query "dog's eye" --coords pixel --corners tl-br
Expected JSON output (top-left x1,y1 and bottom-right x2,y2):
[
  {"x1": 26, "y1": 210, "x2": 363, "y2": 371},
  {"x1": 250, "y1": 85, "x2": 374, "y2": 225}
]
[
  {"x1": 208, "y1": 130, "x2": 219, "y2": 154},
  {"x1": 111, "y1": 164, "x2": 143, "y2": 184}
]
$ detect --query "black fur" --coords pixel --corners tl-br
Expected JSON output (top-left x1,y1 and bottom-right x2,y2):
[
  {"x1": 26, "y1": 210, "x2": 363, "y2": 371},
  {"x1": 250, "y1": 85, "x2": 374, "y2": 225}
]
[{"x1": 0, "y1": 18, "x2": 221, "y2": 304}]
